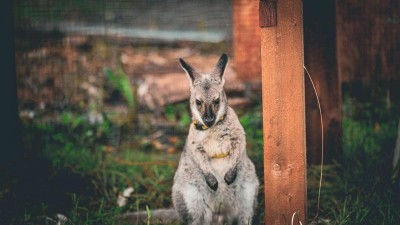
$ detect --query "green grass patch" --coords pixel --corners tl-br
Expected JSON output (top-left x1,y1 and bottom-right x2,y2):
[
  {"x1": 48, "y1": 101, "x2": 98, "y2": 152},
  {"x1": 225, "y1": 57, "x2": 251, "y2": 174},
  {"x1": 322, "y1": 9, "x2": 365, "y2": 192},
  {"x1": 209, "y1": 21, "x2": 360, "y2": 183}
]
[
  {"x1": 4, "y1": 112, "x2": 179, "y2": 224},
  {"x1": 307, "y1": 92, "x2": 400, "y2": 225},
  {"x1": 3, "y1": 91, "x2": 400, "y2": 224}
]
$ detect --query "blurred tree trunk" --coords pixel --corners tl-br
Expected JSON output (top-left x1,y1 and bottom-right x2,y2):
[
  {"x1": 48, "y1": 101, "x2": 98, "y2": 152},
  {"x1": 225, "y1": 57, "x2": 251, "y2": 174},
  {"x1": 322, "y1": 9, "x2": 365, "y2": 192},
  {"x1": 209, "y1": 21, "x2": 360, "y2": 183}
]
[
  {"x1": 304, "y1": 0, "x2": 342, "y2": 164},
  {"x1": 0, "y1": 0, "x2": 22, "y2": 165},
  {"x1": 232, "y1": 0, "x2": 261, "y2": 82}
]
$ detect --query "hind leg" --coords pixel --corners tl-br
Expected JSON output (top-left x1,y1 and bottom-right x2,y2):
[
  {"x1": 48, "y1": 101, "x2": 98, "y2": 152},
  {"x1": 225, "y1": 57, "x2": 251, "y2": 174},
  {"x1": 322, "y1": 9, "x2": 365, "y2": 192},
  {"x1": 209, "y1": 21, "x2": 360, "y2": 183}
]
[
  {"x1": 173, "y1": 190, "x2": 190, "y2": 224},
  {"x1": 173, "y1": 185, "x2": 213, "y2": 225},
  {"x1": 234, "y1": 181, "x2": 259, "y2": 225}
]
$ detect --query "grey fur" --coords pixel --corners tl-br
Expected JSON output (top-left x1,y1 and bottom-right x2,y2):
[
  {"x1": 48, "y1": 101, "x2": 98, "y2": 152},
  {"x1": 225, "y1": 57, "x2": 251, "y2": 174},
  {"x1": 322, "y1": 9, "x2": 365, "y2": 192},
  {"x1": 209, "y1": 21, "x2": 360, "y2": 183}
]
[{"x1": 172, "y1": 54, "x2": 259, "y2": 225}]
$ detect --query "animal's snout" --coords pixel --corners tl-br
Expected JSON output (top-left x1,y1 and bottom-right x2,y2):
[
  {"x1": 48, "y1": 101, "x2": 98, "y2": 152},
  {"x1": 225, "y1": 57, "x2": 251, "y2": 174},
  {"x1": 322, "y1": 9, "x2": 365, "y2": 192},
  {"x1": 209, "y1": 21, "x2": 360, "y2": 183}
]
[
  {"x1": 203, "y1": 104, "x2": 216, "y2": 127},
  {"x1": 203, "y1": 116, "x2": 215, "y2": 127}
]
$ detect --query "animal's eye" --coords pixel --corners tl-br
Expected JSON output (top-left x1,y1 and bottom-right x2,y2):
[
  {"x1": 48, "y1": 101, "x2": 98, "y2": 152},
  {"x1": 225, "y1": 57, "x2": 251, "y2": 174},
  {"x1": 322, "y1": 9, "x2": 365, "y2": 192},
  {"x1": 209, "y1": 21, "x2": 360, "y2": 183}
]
[
  {"x1": 196, "y1": 99, "x2": 202, "y2": 106},
  {"x1": 214, "y1": 98, "x2": 220, "y2": 105}
]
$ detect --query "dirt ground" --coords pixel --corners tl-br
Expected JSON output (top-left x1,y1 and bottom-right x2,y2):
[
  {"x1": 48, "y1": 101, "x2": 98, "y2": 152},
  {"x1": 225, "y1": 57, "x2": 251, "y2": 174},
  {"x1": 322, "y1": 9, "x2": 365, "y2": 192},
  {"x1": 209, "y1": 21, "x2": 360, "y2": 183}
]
[
  {"x1": 13, "y1": 0, "x2": 257, "y2": 139},
  {"x1": 14, "y1": 25, "x2": 264, "y2": 157}
]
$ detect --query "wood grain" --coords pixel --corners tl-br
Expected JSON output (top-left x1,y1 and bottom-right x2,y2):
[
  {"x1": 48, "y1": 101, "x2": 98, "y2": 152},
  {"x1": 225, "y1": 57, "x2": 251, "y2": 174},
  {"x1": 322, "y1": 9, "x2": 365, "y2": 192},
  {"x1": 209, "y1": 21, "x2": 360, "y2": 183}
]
[{"x1": 260, "y1": 0, "x2": 307, "y2": 224}]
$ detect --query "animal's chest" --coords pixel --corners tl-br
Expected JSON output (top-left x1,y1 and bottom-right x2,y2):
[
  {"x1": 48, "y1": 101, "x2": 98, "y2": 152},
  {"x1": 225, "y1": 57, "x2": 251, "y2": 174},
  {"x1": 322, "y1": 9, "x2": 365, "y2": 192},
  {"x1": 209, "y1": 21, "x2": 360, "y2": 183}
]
[
  {"x1": 199, "y1": 132, "x2": 231, "y2": 159},
  {"x1": 195, "y1": 129, "x2": 234, "y2": 177}
]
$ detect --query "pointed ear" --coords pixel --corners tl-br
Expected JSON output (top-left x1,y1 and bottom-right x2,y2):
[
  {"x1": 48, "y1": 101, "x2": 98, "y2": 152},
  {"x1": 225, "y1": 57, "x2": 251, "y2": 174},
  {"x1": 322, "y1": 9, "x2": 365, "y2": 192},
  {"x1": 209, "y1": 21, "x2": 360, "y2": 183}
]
[
  {"x1": 179, "y1": 58, "x2": 197, "y2": 84},
  {"x1": 212, "y1": 53, "x2": 228, "y2": 80}
]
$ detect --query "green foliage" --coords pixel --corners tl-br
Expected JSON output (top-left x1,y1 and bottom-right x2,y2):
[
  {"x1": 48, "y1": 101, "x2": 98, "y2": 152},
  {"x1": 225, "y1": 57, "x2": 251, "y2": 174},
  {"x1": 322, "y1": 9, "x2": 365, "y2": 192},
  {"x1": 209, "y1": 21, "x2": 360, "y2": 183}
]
[
  {"x1": 104, "y1": 67, "x2": 136, "y2": 109},
  {"x1": 239, "y1": 105, "x2": 265, "y2": 224},
  {"x1": 307, "y1": 93, "x2": 400, "y2": 225},
  {"x1": 239, "y1": 105, "x2": 264, "y2": 165},
  {"x1": 342, "y1": 117, "x2": 397, "y2": 161},
  {"x1": 342, "y1": 93, "x2": 398, "y2": 160},
  {"x1": 10, "y1": 110, "x2": 179, "y2": 224},
  {"x1": 10, "y1": 89, "x2": 400, "y2": 225},
  {"x1": 164, "y1": 103, "x2": 191, "y2": 127},
  {"x1": 146, "y1": 205, "x2": 151, "y2": 225}
]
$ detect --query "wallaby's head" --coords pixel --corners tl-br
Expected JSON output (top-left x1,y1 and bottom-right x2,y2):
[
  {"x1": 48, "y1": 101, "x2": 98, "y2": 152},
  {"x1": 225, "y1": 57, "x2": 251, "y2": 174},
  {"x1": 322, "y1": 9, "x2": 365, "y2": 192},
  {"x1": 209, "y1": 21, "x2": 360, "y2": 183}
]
[{"x1": 179, "y1": 54, "x2": 229, "y2": 128}]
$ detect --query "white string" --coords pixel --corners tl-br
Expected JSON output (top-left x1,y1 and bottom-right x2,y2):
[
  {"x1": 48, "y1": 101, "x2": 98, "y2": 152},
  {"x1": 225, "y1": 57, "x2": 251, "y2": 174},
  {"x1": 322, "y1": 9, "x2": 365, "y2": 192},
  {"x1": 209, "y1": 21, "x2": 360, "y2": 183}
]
[
  {"x1": 304, "y1": 64, "x2": 324, "y2": 223},
  {"x1": 291, "y1": 211, "x2": 303, "y2": 225}
]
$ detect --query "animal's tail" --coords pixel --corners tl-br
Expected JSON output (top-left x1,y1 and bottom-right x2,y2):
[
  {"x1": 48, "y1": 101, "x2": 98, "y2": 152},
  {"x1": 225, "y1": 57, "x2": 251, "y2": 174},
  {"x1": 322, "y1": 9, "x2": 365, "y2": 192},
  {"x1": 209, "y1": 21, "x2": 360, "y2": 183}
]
[{"x1": 121, "y1": 208, "x2": 179, "y2": 224}]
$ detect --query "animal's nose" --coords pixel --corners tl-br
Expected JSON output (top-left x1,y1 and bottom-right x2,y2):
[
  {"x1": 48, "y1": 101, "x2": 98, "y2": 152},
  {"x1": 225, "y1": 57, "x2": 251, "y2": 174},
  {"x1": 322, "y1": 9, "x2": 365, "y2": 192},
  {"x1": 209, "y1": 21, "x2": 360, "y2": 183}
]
[{"x1": 203, "y1": 117, "x2": 215, "y2": 127}]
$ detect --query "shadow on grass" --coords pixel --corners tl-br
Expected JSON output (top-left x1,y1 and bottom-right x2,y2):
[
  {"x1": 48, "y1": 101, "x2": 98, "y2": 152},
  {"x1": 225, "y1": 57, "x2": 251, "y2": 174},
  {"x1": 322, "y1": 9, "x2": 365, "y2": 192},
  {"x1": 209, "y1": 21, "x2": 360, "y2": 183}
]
[{"x1": 0, "y1": 157, "x2": 97, "y2": 224}]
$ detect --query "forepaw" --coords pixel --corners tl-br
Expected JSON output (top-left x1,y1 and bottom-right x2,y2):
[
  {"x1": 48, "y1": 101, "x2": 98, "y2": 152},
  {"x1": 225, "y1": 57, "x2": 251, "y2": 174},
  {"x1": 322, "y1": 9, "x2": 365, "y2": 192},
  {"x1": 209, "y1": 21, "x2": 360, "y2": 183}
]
[
  {"x1": 205, "y1": 173, "x2": 218, "y2": 191},
  {"x1": 224, "y1": 167, "x2": 237, "y2": 185}
]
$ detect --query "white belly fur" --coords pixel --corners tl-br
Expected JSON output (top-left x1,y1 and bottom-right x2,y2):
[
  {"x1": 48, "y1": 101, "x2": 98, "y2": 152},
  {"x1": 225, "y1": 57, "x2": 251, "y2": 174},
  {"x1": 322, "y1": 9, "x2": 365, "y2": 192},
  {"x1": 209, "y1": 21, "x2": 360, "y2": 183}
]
[{"x1": 210, "y1": 158, "x2": 230, "y2": 179}]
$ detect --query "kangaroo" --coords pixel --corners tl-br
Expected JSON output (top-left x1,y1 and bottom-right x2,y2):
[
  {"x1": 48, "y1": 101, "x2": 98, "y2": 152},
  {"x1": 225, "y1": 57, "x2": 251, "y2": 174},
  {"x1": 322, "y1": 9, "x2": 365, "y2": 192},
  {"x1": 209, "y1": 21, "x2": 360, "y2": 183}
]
[{"x1": 172, "y1": 54, "x2": 259, "y2": 225}]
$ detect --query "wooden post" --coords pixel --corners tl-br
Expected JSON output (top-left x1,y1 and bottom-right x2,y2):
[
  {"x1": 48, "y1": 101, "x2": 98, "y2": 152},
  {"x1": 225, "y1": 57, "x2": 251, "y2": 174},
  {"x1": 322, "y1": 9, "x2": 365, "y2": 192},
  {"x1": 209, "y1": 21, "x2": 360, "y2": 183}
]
[
  {"x1": 260, "y1": 0, "x2": 306, "y2": 224},
  {"x1": 232, "y1": 0, "x2": 261, "y2": 82}
]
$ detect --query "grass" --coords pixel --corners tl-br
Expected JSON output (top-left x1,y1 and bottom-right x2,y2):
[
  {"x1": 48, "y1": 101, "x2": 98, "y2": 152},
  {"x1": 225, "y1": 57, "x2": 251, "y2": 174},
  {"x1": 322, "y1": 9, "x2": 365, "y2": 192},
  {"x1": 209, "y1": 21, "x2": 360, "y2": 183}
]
[
  {"x1": 1, "y1": 89, "x2": 399, "y2": 224},
  {"x1": 338, "y1": 93, "x2": 400, "y2": 225},
  {"x1": 1, "y1": 111, "x2": 180, "y2": 224},
  {"x1": 0, "y1": 99, "x2": 265, "y2": 224},
  {"x1": 307, "y1": 89, "x2": 400, "y2": 225}
]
